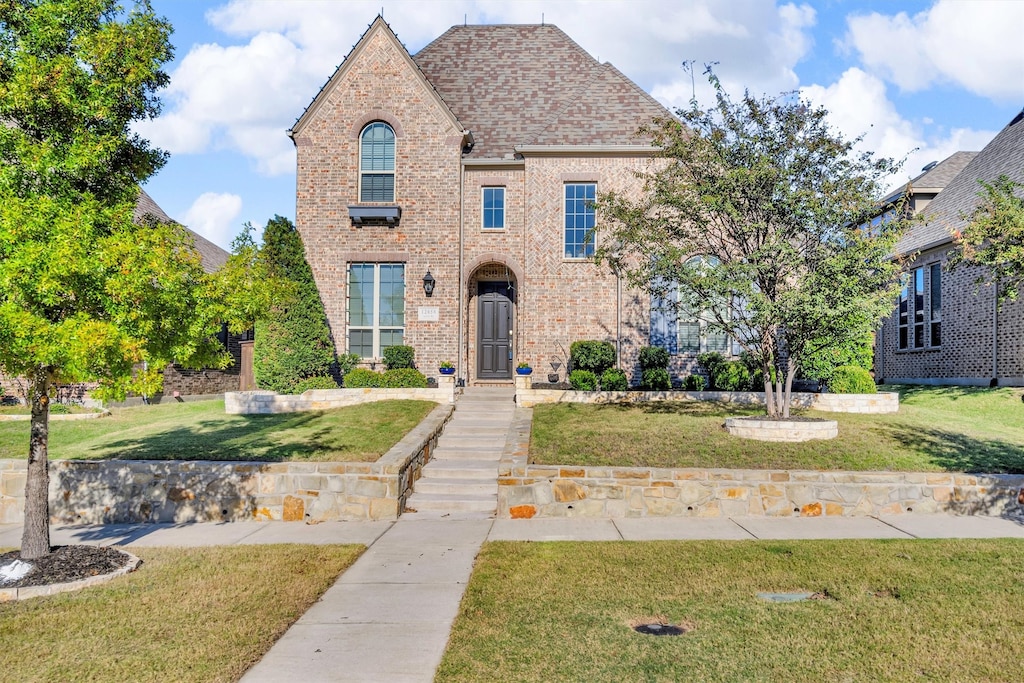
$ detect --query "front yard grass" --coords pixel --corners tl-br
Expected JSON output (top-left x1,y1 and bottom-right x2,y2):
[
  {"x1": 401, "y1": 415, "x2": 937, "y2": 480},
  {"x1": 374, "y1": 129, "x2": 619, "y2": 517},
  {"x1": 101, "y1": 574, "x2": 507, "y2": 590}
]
[
  {"x1": 0, "y1": 544, "x2": 362, "y2": 682},
  {"x1": 531, "y1": 385, "x2": 1024, "y2": 473},
  {"x1": 0, "y1": 399, "x2": 436, "y2": 462},
  {"x1": 437, "y1": 539, "x2": 1024, "y2": 682}
]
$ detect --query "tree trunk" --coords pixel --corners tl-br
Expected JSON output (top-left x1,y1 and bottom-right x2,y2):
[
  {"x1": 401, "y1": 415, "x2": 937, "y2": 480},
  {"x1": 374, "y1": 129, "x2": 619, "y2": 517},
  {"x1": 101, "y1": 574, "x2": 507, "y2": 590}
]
[
  {"x1": 20, "y1": 367, "x2": 51, "y2": 559},
  {"x1": 782, "y1": 357, "x2": 797, "y2": 419}
]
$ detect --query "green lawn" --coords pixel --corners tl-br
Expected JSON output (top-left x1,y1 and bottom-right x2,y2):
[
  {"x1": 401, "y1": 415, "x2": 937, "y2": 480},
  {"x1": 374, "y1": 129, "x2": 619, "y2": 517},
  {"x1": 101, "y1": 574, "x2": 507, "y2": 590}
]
[
  {"x1": 0, "y1": 398, "x2": 437, "y2": 462},
  {"x1": 0, "y1": 544, "x2": 362, "y2": 682},
  {"x1": 438, "y1": 539, "x2": 1024, "y2": 682},
  {"x1": 531, "y1": 385, "x2": 1024, "y2": 473}
]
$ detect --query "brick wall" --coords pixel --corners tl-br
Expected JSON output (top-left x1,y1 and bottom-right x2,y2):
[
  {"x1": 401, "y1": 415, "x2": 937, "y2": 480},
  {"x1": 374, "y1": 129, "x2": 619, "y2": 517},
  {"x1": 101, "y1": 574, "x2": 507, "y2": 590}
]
[{"x1": 876, "y1": 244, "x2": 1024, "y2": 385}]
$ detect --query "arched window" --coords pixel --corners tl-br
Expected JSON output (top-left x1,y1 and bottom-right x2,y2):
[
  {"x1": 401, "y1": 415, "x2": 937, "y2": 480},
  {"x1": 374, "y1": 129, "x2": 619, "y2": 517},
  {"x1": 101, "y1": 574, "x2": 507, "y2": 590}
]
[{"x1": 360, "y1": 122, "x2": 395, "y2": 202}]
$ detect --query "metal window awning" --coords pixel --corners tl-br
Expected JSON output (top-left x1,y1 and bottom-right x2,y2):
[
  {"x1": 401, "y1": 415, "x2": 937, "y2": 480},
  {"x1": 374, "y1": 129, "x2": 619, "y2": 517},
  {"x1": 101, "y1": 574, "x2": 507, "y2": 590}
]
[{"x1": 348, "y1": 205, "x2": 401, "y2": 226}]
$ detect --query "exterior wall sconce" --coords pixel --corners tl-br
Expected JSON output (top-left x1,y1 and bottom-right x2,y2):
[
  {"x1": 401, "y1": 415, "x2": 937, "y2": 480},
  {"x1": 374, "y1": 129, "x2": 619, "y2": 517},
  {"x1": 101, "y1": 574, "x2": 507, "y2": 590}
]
[{"x1": 423, "y1": 270, "x2": 436, "y2": 297}]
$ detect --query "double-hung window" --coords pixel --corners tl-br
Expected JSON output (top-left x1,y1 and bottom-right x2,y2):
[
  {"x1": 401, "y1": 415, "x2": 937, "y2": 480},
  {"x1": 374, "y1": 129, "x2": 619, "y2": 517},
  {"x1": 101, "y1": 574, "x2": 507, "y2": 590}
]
[
  {"x1": 564, "y1": 183, "x2": 596, "y2": 258},
  {"x1": 651, "y1": 257, "x2": 730, "y2": 354},
  {"x1": 360, "y1": 122, "x2": 395, "y2": 202},
  {"x1": 348, "y1": 263, "x2": 405, "y2": 358},
  {"x1": 482, "y1": 187, "x2": 505, "y2": 229}
]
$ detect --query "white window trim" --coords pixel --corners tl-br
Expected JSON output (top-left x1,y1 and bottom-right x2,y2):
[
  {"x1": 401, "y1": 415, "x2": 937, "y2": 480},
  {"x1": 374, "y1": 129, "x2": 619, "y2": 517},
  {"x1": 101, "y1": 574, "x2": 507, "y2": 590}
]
[
  {"x1": 563, "y1": 182, "x2": 597, "y2": 260},
  {"x1": 481, "y1": 186, "x2": 506, "y2": 230},
  {"x1": 347, "y1": 263, "x2": 405, "y2": 359}
]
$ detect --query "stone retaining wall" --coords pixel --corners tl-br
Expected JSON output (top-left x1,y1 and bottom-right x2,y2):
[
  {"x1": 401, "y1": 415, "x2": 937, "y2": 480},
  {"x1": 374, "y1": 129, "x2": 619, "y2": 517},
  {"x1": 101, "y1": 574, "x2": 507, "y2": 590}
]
[
  {"x1": 0, "y1": 404, "x2": 453, "y2": 524},
  {"x1": 226, "y1": 376, "x2": 457, "y2": 414},
  {"x1": 515, "y1": 386, "x2": 899, "y2": 413},
  {"x1": 498, "y1": 464, "x2": 1024, "y2": 519}
]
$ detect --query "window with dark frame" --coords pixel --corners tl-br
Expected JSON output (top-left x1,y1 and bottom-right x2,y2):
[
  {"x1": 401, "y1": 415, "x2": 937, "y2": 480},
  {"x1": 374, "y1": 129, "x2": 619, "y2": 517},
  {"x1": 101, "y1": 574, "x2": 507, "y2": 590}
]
[
  {"x1": 359, "y1": 122, "x2": 395, "y2": 202},
  {"x1": 913, "y1": 267, "x2": 925, "y2": 348},
  {"x1": 898, "y1": 274, "x2": 909, "y2": 350},
  {"x1": 929, "y1": 263, "x2": 942, "y2": 347}
]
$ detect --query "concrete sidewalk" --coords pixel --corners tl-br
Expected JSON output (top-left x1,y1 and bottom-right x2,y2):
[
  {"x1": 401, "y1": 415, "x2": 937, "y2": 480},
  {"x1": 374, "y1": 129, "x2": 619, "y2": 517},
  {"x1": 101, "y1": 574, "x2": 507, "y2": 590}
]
[{"x1": 3, "y1": 514, "x2": 1023, "y2": 682}]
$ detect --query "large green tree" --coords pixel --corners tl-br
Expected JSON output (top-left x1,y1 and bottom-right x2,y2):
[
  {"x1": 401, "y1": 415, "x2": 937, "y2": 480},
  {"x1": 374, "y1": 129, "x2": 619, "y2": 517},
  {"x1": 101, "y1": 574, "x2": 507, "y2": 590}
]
[
  {"x1": 948, "y1": 176, "x2": 1024, "y2": 302},
  {"x1": 253, "y1": 215, "x2": 340, "y2": 393},
  {"x1": 598, "y1": 73, "x2": 908, "y2": 418},
  {"x1": 0, "y1": 0, "x2": 255, "y2": 559}
]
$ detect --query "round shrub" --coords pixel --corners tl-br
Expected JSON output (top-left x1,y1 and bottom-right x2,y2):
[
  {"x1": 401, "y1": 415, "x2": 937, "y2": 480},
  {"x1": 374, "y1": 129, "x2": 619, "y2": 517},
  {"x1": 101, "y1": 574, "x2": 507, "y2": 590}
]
[
  {"x1": 383, "y1": 345, "x2": 416, "y2": 370},
  {"x1": 637, "y1": 346, "x2": 670, "y2": 370},
  {"x1": 827, "y1": 365, "x2": 877, "y2": 394},
  {"x1": 342, "y1": 368, "x2": 382, "y2": 388},
  {"x1": 640, "y1": 368, "x2": 671, "y2": 391},
  {"x1": 683, "y1": 374, "x2": 706, "y2": 391},
  {"x1": 292, "y1": 376, "x2": 338, "y2": 393},
  {"x1": 569, "y1": 369, "x2": 598, "y2": 391},
  {"x1": 712, "y1": 361, "x2": 751, "y2": 392},
  {"x1": 380, "y1": 368, "x2": 428, "y2": 388},
  {"x1": 570, "y1": 341, "x2": 616, "y2": 374},
  {"x1": 600, "y1": 368, "x2": 628, "y2": 391},
  {"x1": 697, "y1": 351, "x2": 727, "y2": 388}
]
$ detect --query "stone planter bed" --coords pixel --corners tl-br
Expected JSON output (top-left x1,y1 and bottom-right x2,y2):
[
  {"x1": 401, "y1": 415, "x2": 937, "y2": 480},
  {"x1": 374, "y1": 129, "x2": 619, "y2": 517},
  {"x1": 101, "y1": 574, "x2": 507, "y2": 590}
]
[
  {"x1": 226, "y1": 378, "x2": 457, "y2": 415},
  {"x1": 0, "y1": 403, "x2": 453, "y2": 525},
  {"x1": 724, "y1": 416, "x2": 838, "y2": 442}
]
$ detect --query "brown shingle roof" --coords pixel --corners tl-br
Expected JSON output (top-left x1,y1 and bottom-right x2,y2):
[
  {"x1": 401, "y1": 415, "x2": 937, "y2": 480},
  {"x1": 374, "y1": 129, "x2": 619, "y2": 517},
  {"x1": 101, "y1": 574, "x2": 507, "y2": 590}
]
[
  {"x1": 896, "y1": 112, "x2": 1024, "y2": 255},
  {"x1": 134, "y1": 189, "x2": 229, "y2": 273},
  {"x1": 881, "y1": 151, "x2": 978, "y2": 205},
  {"x1": 412, "y1": 24, "x2": 671, "y2": 158}
]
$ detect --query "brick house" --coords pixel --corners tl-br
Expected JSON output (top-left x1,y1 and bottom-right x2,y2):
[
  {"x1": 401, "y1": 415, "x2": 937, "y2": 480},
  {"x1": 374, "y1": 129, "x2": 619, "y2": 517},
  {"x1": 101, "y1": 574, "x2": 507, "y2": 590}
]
[
  {"x1": 290, "y1": 17, "x2": 700, "y2": 385},
  {"x1": 875, "y1": 110, "x2": 1024, "y2": 386}
]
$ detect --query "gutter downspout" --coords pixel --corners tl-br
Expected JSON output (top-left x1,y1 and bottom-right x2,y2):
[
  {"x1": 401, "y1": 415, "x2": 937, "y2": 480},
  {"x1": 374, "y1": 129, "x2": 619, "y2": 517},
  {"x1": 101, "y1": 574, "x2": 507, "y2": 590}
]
[{"x1": 458, "y1": 145, "x2": 466, "y2": 388}]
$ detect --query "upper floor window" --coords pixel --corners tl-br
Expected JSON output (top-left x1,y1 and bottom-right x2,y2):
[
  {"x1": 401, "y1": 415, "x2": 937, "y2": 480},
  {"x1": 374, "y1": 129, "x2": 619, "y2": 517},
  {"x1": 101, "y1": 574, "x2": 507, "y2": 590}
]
[
  {"x1": 929, "y1": 263, "x2": 941, "y2": 347},
  {"x1": 564, "y1": 183, "x2": 596, "y2": 259},
  {"x1": 898, "y1": 264, "x2": 940, "y2": 350},
  {"x1": 483, "y1": 187, "x2": 505, "y2": 229},
  {"x1": 360, "y1": 122, "x2": 395, "y2": 202}
]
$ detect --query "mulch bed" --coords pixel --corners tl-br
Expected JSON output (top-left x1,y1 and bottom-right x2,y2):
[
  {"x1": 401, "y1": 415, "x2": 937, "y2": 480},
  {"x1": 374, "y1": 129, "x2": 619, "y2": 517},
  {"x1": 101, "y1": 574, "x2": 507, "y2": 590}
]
[{"x1": 0, "y1": 545, "x2": 133, "y2": 589}]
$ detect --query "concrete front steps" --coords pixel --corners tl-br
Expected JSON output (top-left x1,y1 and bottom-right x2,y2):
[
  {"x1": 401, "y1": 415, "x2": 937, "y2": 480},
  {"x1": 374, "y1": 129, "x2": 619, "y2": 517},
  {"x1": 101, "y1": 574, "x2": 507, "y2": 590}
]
[{"x1": 404, "y1": 386, "x2": 514, "y2": 519}]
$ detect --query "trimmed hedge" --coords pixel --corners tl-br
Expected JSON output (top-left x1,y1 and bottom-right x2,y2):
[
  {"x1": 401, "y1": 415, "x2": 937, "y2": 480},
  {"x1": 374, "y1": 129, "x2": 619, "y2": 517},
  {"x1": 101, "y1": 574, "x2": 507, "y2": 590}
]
[
  {"x1": 683, "y1": 374, "x2": 707, "y2": 391},
  {"x1": 638, "y1": 346, "x2": 670, "y2": 370},
  {"x1": 640, "y1": 368, "x2": 671, "y2": 391},
  {"x1": 380, "y1": 368, "x2": 428, "y2": 388},
  {"x1": 383, "y1": 345, "x2": 416, "y2": 370},
  {"x1": 570, "y1": 341, "x2": 616, "y2": 375},
  {"x1": 600, "y1": 368, "x2": 628, "y2": 391},
  {"x1": 569, "y1": 369, "x2": 598, "y2": 391},
  {"x1": 343, "y1": 368, "x2": 382, "y2": 388}
]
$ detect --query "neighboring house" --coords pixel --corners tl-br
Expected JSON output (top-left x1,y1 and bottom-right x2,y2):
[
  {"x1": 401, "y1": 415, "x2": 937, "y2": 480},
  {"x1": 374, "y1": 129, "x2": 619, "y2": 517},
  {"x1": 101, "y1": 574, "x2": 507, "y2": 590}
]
[
  {"x1": 135, "y1": 190, "x2": 251, "y2": 398},
  {"x1": 291, "y1": 16, "x2": 702, "y2": 385},
  {"x1": 875, "y1": 111, "x2": 1024, "y2": 386}
]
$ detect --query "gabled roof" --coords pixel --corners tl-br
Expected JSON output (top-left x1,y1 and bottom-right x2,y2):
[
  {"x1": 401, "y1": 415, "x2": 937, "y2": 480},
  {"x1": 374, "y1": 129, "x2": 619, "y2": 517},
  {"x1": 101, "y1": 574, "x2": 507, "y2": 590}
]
[
  {"x1": 896, "y1": 111, "x2": 1024, "y2": 255},
  {"x1": 881, "y1": 151, "x2": 978, "y2": 205},
  {"x1": 134, "y1": 189, "x2": 229, "y2": 274},
  {"x1": 412, "y1": 24, "x2": 671, "y2": 158}
]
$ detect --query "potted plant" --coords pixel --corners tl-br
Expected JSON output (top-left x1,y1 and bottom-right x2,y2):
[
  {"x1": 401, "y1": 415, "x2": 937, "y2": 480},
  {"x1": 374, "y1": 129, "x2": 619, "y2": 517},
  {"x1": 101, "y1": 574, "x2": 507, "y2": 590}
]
[
  {"x1": 439, "y1": 361, "x2": 456, "y2": 375},
  {"x1": 516, "y1": 362, "x2": 533, "y2": 376}
]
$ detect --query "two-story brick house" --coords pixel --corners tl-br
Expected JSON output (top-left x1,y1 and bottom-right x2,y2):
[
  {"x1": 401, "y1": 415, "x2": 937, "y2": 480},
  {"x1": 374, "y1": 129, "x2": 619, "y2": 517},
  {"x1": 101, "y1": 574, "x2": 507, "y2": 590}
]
[
  {"x1": 290, "y1": 17, "x2": 684, "y2": 385},
  {"x1": 876, "y1": 110, "x2": 1024, "y2": 386}
]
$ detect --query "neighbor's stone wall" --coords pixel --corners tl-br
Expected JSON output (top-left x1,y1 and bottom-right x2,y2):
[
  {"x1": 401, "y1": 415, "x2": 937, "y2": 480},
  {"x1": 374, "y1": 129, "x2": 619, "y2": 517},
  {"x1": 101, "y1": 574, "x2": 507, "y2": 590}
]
[
  {"x1": 876, "y1": 245, "x2": 1024, "y2": 386},
  {"x1": 498, "y1": 465, "x2": 1024, "y2": 520},
  {"x1": 515, "y1": 385, "x2": 900, "y2": 413},
  {"x1": 0, "y1": 404, "x2": 453, "y2": 524}
]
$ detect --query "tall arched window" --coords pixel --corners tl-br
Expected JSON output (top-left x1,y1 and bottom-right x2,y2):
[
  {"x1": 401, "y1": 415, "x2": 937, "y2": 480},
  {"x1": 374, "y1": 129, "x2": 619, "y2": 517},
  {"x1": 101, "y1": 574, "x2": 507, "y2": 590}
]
[{"x1": 360, "y1": 122, "x2": 395, "y2": 202}]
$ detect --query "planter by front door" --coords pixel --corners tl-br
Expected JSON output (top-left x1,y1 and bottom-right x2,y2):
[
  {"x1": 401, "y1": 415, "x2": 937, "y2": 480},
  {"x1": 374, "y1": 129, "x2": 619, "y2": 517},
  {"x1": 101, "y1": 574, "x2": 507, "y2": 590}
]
[{"x1": 478, "y1": 281, "x2": 513, "y2": 379}]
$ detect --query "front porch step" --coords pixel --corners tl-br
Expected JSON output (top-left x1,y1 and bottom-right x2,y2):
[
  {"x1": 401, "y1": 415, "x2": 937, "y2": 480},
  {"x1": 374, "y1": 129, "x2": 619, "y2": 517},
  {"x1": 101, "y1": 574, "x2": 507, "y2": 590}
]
[
  {"x1": 431, "y1": 449, "x2": 503, "y2": 461},
  {"x1": 404, "y1": 492, "x2": 496, "y2": 514},
  {"x1": 412, "y1": 477, "x2": 498, "y2": 496},
  {"x1": 421, "y1": 460, "x2": 500, "y2": 478}
]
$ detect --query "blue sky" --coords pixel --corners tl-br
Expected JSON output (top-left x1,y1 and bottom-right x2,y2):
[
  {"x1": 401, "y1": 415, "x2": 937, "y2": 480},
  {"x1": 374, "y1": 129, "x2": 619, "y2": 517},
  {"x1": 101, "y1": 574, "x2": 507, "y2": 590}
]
[{"x1": 139, "y1": 0, "x2": 1024, "y2": 250}]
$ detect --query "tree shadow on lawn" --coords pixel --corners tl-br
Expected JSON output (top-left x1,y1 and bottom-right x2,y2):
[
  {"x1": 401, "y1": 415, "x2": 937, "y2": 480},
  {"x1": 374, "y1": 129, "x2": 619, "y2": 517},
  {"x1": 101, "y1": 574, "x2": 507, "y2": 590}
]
[
  {"x1": 80, "y1": 412, "x2": 340, "y2": 462},
  {"x1": 606, "y1": 400, "x2": 762, "y2": 418},
  {"x1": 873, "y1": 423, "x2": 1024, "y2": 474}
]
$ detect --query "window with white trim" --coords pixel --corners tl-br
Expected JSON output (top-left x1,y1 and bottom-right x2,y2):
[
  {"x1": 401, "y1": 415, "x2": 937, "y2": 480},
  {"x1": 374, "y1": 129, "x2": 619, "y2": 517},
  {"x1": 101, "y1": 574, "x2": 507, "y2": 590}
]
[
  {"x1": 564, "y1": 183, "x2": 596, "y2": 258},
  {"x1": 482, "y1": 187, "x2": 505, "y2": 229},
  {"x1": 348, "y1": 263, "x2": 405, "y2": 358},
  {"x1": 360, "y1": 122, "x2": 395, "y2": 202}
]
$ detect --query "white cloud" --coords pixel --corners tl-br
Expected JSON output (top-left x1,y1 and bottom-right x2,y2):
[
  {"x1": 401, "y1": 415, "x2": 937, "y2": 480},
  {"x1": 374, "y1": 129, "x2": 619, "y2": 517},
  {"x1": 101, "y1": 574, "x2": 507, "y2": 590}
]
[
  {"x1": 845, "y1": 0, "x2": 1024, "y2": 101},
  {"x1": 801, "y1": 68, "x2": 998, "y2": 193},
  {"x1": 141, "y1": 0, "x2": 821, "y2": 172},
  {"x1": 183, "y1": 192, "x2": 243, "y2": 250}
]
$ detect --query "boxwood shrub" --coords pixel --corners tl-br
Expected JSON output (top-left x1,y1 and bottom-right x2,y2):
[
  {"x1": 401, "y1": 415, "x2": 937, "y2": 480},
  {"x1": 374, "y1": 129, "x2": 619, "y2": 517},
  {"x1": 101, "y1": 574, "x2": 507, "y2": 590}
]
[
  {"x1": 380, "y1": 368, "x2": 428, "y2": 388},
  {"x1": 343, "y1": 368, "x2": 383, "y2": 388},
  {"x1": 570, "y1": 341, "x2": 616, "y2": 375},
  {"x1": 569, "y1": 369, "x2": 598, "y2": 391},
  {"x1": 383, "y1": 345, "x2": 416, "y2": 370},
  {"x1": 640, "y1": 368, "x2": 671, "y2": 391},
  {"x1": 683, "y1": 374, "x2": 707, "y2": 391},
  {"x1": 600, "y1": 368, "x2": 628, "y2": 391},
  {"x1": 638, "y1": 346, "x2": 670, "y2": 371}
]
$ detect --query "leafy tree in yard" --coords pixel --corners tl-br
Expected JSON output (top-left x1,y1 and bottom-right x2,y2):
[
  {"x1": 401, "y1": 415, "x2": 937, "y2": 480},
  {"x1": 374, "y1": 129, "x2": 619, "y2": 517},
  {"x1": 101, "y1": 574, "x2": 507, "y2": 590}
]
[
  {"x1": 253, "y1": 215, "x2": 343, "y2": 393},
  {"x1": 948, "y1": 175, "x2": 1024, "y2": 302},
  {"x1": 0, "y1": 1, "x2": 263, "y2": 559},
  {"x1": 597, "y1": 71, "x2": 908, "y2": 418}
]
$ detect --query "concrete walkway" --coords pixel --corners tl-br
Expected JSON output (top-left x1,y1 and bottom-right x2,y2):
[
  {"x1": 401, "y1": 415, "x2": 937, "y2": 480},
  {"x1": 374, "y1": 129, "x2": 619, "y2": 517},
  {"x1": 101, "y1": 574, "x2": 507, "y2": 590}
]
[{"x1": 2, "y1": 514, "x2": 1023, "y2": 682}]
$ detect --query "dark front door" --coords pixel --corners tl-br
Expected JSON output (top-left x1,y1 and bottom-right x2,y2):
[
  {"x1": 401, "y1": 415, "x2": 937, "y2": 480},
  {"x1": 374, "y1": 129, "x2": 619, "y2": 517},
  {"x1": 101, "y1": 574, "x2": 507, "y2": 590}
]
[{"x1": 478, "y1": 282, "x2": 513, "y2": 379}]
